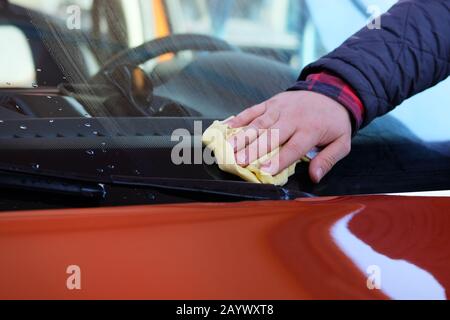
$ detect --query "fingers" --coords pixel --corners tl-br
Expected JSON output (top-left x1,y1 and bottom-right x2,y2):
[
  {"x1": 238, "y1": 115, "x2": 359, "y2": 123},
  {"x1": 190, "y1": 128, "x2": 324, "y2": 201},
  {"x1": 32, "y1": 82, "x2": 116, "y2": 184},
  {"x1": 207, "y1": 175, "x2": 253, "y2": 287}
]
[
  {"x1": 260, "y1": 132, "x2": 317, "y2": 175},
  {"x1": 309, "y1": 136, "x2": 351, "y2": 183},
  {"x1": 228, "y1": 126, "x2": 259, "y2": 156},
  {"x1": 234, "y1": 121, "x2": 296, "y2": 166},
  {"x1": 228, "y1": 106, "x2": 280, "y2": 153},
  {"x1": 223, "y1": 91, "x2": 352, "y2": 183},
  {"x1": 226, "y1": 103, "x2": 267, "y2": 128},
  {"x1": 248, "y1": 107, "x2": 280, "y2": 130}
]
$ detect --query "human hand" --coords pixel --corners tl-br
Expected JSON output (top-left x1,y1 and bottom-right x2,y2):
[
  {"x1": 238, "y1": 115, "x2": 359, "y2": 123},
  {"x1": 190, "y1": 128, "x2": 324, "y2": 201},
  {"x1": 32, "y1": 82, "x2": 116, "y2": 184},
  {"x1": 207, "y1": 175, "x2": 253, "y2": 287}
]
[{"x1": 226, "y1": 91, "x2": 352, "y2": 183}]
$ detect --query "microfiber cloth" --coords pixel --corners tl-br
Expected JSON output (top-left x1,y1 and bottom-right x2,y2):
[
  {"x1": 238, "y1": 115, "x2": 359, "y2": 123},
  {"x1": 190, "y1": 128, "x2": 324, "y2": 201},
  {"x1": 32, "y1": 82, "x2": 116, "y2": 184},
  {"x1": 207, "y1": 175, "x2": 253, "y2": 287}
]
[{"x1": 202, "y1": 119, "x2": 317, "y2": 186}]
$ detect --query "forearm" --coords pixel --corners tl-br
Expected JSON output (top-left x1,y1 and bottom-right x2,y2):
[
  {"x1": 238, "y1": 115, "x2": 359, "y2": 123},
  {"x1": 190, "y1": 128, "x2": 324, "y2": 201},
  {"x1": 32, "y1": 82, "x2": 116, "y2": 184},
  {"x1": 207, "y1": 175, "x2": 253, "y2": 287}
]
[{"x1": 295, "y1": 0, "x2": 450, "y2": 128}]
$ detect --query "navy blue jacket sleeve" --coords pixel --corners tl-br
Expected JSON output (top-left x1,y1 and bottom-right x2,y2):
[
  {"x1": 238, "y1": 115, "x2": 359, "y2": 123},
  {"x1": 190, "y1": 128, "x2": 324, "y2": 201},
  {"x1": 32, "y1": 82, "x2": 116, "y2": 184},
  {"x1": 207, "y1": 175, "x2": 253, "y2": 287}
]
[{"x1": 299, "y1": 0, "x2": 450, "y2": 128}]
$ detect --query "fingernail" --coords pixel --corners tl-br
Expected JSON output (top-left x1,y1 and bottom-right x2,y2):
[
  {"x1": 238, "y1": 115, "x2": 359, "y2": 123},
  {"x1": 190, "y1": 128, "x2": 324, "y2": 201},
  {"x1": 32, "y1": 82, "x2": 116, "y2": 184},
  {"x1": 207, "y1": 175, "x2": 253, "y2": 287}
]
[
  {"x1": 315, "y1": 168, "x2": 324, "y2": 182},
  {"x1": 223, "y1": 116, "x2": 234, "y2": 124},
  {"x1": 236, "y1": 153, "x2": 247, "y2": 165},
  {"x1": 260, "y1": 161, "x2": 274, "y2": 174},
  {"x1": 226, "y1": 120, "x2": 235, "y2": 128},
  {"x1": 228, "y1": 138, "x2": 236, "y2": 150}
]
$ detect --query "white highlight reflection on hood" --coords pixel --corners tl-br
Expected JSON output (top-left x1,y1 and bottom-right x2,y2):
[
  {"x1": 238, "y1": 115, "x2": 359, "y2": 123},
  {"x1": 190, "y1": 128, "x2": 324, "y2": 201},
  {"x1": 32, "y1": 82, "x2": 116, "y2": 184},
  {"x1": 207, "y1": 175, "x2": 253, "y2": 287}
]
[{"x1": 331, "y1": 212, "x2": 446, "y2": 300}]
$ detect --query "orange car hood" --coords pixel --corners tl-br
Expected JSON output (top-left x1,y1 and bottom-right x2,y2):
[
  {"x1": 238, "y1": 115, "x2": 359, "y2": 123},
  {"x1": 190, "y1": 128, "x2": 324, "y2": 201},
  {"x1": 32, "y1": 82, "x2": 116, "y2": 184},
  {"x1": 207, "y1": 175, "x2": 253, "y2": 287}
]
[{"x1": 0, "y1": 195, "x2": 449, "y2": 300}]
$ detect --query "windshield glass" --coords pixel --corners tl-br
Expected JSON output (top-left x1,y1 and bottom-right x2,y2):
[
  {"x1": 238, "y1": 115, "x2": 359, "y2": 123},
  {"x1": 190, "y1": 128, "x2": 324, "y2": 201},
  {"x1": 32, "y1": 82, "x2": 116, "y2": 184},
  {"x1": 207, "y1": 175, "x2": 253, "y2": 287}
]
[
  {"x1": 3, "y1": 0, "x2": 326, "y2": 84},
  {"x1": 0, "y1": 0, "x2": 449, "y2": 199}
]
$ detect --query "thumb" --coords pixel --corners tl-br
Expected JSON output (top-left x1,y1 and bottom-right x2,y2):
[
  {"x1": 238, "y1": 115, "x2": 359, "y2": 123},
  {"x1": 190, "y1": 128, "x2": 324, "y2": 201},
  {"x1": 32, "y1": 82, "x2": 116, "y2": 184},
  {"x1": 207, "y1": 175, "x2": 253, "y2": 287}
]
[{"x1": 309, "y1": 136, "x2": 351, "y2": 183}]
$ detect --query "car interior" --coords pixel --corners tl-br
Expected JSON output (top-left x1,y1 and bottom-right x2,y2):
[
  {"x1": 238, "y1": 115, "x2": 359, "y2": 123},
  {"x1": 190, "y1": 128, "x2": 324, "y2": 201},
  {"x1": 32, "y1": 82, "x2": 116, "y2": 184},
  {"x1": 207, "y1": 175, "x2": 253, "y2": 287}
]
[{"x1": 0, "y1": 0, "x2": 450, "y2": 210}]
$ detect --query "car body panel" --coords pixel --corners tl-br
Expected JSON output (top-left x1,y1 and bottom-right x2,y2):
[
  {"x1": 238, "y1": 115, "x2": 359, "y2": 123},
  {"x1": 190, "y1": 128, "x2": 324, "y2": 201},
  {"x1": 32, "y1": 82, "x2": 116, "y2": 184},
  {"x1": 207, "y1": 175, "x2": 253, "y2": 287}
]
[
  {"x1": 0, "y1": 195, "x2": 448, "y2": 300},
  {"x1": 0, "y1": 0, "x2": 449, "y2": 301}
]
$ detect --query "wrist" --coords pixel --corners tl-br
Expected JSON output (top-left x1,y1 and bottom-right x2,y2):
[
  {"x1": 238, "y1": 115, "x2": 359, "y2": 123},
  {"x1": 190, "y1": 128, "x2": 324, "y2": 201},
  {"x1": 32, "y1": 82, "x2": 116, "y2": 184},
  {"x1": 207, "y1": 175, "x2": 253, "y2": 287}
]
[{"x1": 287, "y1": 72, "x2": 364, "y2": 135}]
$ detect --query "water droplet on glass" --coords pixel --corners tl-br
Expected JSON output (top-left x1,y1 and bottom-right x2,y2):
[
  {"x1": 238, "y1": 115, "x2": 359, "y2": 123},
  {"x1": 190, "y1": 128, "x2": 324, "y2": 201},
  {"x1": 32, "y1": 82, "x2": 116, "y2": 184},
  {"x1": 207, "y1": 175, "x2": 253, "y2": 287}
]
[
  {"x1": 49, "y1": 119, "x2": 54, "y2": 123},
  {"x1": 36, "y1": 68, "x2": 42, "y2": 72},
  {"x1": 31, "y1": 163, "x2": 40, "y2": 170},
  {"x1": 47, "y1": 96, "x2": 52, "y2": 99},
  {"x1": 19, "y1": 125, "x2": 27, "y2": 130},
  {"x1": 58, "y1": 108, "x2": 63, "y2": 111},
  {"x1": 107, "y1": 164, "x2": 115, "y2": 170},
  {"x1": 93, "y1": 131, "x2": 99, "y2": 136},
  {"x1": 32, "y1": 83, "x2": 38, "y2": 88},
  {"x1": 84, "y1": 123, "x2": 91, "y2": 128},
  {"x1": 0, "y1": 120, "x2": 4, "y2": 123},
  {"x1": 6, "y1": 82, "x2": 11, "y2": 86},
  {"x1": 134, "y1": 170, "x2": 141, "y2": 175},
  {"x1": 96, "y1": 168, "x2": 104, "y2": 174},
  {"x1": 85, "y1": 150, "x2": 95, "y2": 156}
]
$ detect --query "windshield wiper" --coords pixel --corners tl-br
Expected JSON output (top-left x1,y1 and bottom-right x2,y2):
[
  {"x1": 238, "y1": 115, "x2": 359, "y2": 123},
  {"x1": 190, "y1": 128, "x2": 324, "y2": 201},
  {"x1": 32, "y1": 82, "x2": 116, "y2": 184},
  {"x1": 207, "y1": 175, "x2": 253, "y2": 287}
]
[
  {"x1": 111, "y1": 176, "x2": 314, "y2": 201},
  {"x1": 0, "y1": 168, "x2": 314, "y2": 203},
  {"x1": 0, "y1": 169, "x2": 106, "y2": 199}
]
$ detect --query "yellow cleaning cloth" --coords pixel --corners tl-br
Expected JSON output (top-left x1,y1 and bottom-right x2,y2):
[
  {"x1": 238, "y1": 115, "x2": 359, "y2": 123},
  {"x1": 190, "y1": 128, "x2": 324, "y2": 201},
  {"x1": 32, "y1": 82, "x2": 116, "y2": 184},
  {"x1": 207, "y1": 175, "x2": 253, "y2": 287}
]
[{"x1": 202, "y1": 119, "x2": 311, "y2": 186}]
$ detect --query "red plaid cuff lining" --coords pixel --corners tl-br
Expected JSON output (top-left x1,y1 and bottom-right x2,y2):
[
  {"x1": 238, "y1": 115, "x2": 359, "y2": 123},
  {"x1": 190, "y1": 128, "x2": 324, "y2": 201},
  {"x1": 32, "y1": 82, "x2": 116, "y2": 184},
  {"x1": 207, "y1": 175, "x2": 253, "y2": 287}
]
[{"x1": 287, "y1": 72, "x2": 365, "y2": 133}]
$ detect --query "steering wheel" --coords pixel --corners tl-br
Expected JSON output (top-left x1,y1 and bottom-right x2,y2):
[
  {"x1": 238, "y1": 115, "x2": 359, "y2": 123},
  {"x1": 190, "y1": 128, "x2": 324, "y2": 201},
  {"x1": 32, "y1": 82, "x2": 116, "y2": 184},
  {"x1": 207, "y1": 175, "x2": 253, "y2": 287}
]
[
  {"x1": 89, "y1": 34, "x2": 236, "y2": 117},
  {"x1": 90, "y1": 33, "x2": 236, "y2": 83}
]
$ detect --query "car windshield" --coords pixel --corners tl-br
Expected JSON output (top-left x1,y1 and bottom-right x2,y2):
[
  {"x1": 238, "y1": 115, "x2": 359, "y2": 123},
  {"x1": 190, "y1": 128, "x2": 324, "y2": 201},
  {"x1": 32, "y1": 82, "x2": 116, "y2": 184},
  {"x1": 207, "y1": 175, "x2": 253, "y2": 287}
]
[{"x1": 0, "y1": 0, "x2": 449, "y2": 198}]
